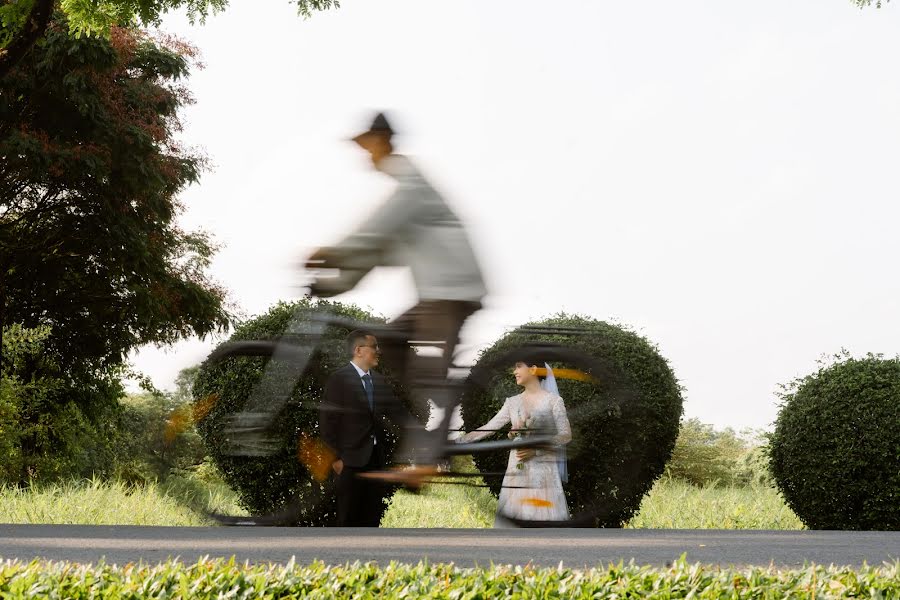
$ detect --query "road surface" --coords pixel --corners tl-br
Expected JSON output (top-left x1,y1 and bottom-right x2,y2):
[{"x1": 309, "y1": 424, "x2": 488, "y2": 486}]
[{"x1": 1, "y1": 525, "x2": 898, "y2": 568}]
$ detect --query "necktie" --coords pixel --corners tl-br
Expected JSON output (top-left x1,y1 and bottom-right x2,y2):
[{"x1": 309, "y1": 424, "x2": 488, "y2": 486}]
[{"x1": 362, "y1": 373, "x2": 374, "y2": 412}]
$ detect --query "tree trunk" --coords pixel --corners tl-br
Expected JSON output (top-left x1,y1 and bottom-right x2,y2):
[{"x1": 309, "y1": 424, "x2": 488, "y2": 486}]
[{"x1": 0, "y1": 0, "x2": 55, "y2": 79}]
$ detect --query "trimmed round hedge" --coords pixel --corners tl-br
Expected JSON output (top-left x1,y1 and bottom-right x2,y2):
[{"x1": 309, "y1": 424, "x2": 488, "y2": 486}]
[
  {"x1": 460, "y1": 313, "x2": 683, "y2": 527},
  {"x1": 192, "y1": 298, "x2": 419, "y2": 526},
  {"x1": 770, "y1": 354, "x2": 900, "y2": 530}
]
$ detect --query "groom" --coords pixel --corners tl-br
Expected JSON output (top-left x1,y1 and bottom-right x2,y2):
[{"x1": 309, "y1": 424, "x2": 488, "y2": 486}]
[{"x1": 319, "y1": 329, "x2": 420, "y2": 527}]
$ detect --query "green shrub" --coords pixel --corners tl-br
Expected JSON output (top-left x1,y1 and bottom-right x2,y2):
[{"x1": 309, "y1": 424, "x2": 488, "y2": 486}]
[
  {"x1": 0, "y1": 558, "x2": 896, "y2": 597},
  {"x1": 193, "y1": 297, "x2": 420, "y2": 525},
  {"x1": 770, "y1": 353, "x2": 900, "y2": 530},
  {"x1": 460, "y1": 313, "x2": 683, "y2": 527},
  {"x1": 0, "y1": 324, "x2": 121, "y2": 484}
]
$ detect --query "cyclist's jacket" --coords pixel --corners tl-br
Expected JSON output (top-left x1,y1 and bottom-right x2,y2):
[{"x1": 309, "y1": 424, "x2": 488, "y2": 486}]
[{"x1": 330, "y1": 154, "x2": 487, "y2": 303}]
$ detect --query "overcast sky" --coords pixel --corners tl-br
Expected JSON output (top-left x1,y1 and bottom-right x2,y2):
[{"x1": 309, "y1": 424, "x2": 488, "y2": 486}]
[{"x1": 130, "y1": 0, "x2": 900, "y2": 430}]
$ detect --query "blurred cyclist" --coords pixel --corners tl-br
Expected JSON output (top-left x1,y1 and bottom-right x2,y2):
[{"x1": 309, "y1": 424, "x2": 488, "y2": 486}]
[{"x1": 308, "y1": 111, "x2": 486, "y2": 413}]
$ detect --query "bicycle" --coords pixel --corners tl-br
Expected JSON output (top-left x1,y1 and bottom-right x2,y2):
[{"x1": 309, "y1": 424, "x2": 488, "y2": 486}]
[{"x1": 193, "y1": 297, "x2": 639, "y2": 528}]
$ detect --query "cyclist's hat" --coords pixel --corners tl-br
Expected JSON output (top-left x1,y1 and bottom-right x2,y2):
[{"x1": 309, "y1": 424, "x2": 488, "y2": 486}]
[{"x1": 351, "y1": 112, "x2": 394, "y2": 144}]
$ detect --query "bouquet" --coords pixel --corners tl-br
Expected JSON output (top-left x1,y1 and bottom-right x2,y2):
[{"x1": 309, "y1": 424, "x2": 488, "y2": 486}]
[{"x1": 509, "y1": 414, "x2": 535, "y2": 470}]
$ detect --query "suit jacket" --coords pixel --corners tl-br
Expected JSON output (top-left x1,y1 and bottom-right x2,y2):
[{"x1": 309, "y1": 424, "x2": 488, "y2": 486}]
[{"x1": 319, "y1": 363, "x2": 417, "y2": 468}]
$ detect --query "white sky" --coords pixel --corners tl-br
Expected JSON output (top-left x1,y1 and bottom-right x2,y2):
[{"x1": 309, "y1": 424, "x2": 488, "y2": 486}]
[{"x1": 130, "y1": 0, "x2": 900, "y2": 430}]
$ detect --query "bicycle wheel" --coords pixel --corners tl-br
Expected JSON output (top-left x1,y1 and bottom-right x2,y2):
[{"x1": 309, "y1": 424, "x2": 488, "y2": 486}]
[
  {"x1": 190, "y1": 339, "x2": 341, "y2": 525},
  {"x1": 190, "y1": 324, "x2": 418, "y2": 526},
  {"x1": 456, "y1": 341, "x2": 642, "y2": 528}
]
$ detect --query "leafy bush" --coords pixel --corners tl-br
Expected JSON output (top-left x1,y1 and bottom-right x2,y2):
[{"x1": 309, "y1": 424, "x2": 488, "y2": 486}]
[
  {"x1": 460, "y1": 313, "x2": 683, "y2": 527},
  {"x1": 193, "y1": 297, "x2": 420, "y2": 525},
  {"x1": 0, "y1": 557, "x2": 896, "y2": 597},
  {"x1": 2, "y1": 324, "x2": 203, "y2": 487},
  {"x1": 770, "y1": 353, "x2": 900, "y2": 530},
  {"x1": 664, "y1": 419, "x2": 772, "y2": 487},
  {"x1": 0, "y1": 324, "x2": 121, "y2": 484}
]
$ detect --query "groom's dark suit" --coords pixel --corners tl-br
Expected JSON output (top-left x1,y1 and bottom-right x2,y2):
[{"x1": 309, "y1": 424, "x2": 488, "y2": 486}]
[{"x1": 320, "y1": 362, "x2": 417, "y2": 526}]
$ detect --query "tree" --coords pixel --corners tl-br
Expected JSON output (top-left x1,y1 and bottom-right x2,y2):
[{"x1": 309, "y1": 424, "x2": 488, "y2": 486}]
[
  {"x1": 0, "y1": 17, "x2": 233, "y2": 480},
  {"x1": 663, "y1": 418, "x2": 767, "y2": 487},
  {"x1": 0, "y1": 0, "x2": 339, "y2": 78},
  {"x1": 0, "y1": 16, "x2": 231, "y2": 374},
  {"x1": 172, "y1": 364, "x2": 200, "y2": 405}
]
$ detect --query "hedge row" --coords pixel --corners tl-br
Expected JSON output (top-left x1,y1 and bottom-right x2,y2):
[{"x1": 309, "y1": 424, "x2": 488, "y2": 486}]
[{"x1": 0, "y1": 558, "x2": 896, "y2": 599}]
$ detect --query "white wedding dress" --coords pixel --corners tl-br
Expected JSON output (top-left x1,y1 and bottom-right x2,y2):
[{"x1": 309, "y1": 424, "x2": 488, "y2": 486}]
[{"x1": 458, "y1": 391, "x2": 572, "y2": 525}]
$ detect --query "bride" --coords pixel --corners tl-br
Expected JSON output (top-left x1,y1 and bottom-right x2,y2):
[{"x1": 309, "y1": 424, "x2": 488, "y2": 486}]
[{"x1": 456, "y1": 358, "x2": 572, "y2": 525}]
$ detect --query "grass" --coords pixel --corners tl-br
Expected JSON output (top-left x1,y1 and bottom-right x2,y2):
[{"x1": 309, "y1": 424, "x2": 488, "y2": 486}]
[
  {"x1": 626, "y1": 478, "x2": 806, "y2": 529},
  {"x1": 0, "y1": 557, "x2": 896, "y2": 598},
  {"x1": 381, "y1": 458, "x2": 804, "y2": 529},
  {"x1": 0, "y1": 472, "x2": 246, "y2": 526},
  {"x1": 0, "y1": 478, "x2": 205, "y2": 526},
  {"x1": 160, "y1": 470, "x2": 248, "y2": 520},
  {"x1": 381, "y1": 458, "x2": 498, "y2": 528},
  {"x1": 0, "y1": 459, "x2": 802, "y2": 529}
]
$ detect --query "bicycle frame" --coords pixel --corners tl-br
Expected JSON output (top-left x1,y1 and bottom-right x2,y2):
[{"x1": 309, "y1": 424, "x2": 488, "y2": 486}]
[{"x1": 206, "y1": 304, "x2": 577, "y2": 464}]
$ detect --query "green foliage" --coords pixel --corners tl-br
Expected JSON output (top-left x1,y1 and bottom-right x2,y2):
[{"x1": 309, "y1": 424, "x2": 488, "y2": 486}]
[
  {"x1": 664, "y1": 419, "x2": 772, "y2": 487},
  {"x1": 770, "y1": 352, "x2": 900, "y2": 530},
  {"x1": 1, "y1": 17, "x2": 231, "y2": 370},
  {"x1": 0, "y1": 0, "x2": 38, "y2": 49},
  {"x1": 57, "y1": 0, "x2": 339, "y2": 32},
  {"x1": 0, "y1": 557, "x2": 896, "y2": 598},
  {"x1": 114, "y1": 391, "x2": 207, "y2": 484},
  {"x1": 0, "y1": 377, "x2": 19, "y2": 477},
  {"x1": 0, "y1": 16, "x2": 230, "y2": 483},
  {"x1": 0, "y1": 0, "x2": 339, "y2": 68},
  {"x1": 460, "y1": 313, "x2": 683, "y2": 527},
  {"x1": 733, "y1": 444, "x2": 775, "y2": 488},
  {"x1": 0, "y1": 477, "x2": 198, "y2": 525},
  {"x1": 171, "y1": 365, "x2": 200, "y2": 405},
  {"x1": 193, "y1": 297, "x2": 420, "y2": 526},
  {"x1": 0, "y1": 325, "x2": 122, "y2": 484}
]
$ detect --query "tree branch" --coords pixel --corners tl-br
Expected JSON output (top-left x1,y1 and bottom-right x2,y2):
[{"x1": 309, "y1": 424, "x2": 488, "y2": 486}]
[{"x1": 0, "y1": 0, "x2": 56, "y2": 79}]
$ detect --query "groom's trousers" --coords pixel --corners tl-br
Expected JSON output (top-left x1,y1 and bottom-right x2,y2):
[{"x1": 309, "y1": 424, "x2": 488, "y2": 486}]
[{"x1": 334, "y1": 441, "x2": 387, "y2": 527}]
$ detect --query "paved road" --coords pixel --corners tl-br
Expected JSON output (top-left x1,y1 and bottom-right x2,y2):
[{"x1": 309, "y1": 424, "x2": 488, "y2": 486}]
[{"x1": 1, "y1": 525, "x2": 898, "y2": 568}]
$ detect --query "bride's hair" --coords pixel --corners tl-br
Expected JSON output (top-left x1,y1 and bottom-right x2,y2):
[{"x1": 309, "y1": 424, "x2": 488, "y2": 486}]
[{"x1": 512, "y1": 350, "x2": 549, "y2": 381}]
